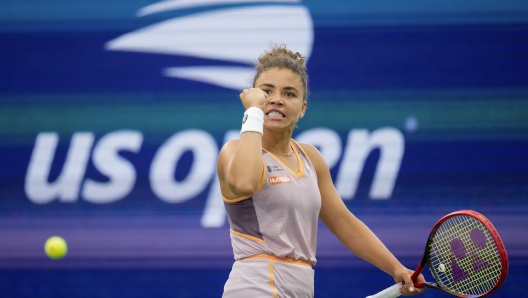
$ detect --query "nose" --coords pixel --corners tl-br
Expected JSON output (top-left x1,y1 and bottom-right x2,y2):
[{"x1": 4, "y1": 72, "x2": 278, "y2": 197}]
[{"x1": 268, "y1": 94, "x2": 283, "y2": 105}]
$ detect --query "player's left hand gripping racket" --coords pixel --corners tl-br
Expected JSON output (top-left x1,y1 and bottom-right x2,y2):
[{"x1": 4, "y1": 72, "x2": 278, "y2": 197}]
[{"x1": 366, "y1": 210, "x2": 508, "y2": 298}]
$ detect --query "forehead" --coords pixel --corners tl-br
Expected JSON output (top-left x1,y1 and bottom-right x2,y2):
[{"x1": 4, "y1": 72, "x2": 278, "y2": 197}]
[{"x1": 256, "y1": 67, "x2": 303, "y2": 88}]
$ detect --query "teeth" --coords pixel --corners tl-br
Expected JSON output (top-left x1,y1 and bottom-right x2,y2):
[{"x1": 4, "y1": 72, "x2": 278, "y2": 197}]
[{"x1": 268, "y1": 111, "x2": 284, "y2": 117}]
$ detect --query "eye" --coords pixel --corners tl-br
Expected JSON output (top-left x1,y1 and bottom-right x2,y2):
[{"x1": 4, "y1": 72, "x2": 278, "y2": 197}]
[
  {"x1": 285, "y1": 92, "x2": 295, "y2": 98},
  {"x1": 262, "y1": 89, "x2": 271, "y2": 95}
]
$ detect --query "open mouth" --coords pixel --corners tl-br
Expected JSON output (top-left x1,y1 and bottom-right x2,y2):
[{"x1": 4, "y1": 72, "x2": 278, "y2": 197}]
[{"x1": 266, "y1": 110, "x2": 285, "y2": 117}]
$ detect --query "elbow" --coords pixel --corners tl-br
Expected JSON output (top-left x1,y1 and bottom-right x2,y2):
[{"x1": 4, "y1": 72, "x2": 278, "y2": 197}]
[{"x1": 228, "y1": 179, "x2": 260, "y2": 197}]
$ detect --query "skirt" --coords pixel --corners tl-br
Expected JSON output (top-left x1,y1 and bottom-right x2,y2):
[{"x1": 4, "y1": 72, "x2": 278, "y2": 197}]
[{"x1": 223, "y1": 256, "x2": 314, "y2": 298}]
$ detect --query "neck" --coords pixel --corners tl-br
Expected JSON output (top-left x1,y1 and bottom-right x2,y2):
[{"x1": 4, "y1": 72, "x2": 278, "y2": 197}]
[{"x1": 262, "y1": 139, "x2": 293, "y2": 157}]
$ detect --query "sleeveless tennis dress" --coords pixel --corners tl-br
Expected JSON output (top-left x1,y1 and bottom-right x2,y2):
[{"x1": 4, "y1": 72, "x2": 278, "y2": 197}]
[{"x1": 222, "y1": 140, "x2": 322, "y2": 298}]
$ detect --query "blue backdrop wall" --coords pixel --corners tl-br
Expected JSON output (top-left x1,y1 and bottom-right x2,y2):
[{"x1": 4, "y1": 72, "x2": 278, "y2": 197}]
[{"x1": 1, "y1": 0, "x2": 527, "y2": 297}]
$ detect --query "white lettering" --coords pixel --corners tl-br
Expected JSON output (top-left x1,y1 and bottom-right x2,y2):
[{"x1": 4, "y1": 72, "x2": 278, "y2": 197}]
[
  {"x1": 82, "y1": 130, "x2": 143, "y2": 204},
  {"x1": 269, "y1": 175, "x2": 291, "y2": 184},
  {"x1": 150, "y1": 129, "x2": 217, "y2": 203},
  {"x1": 24, "y1": 126, "x2": 405, "y2": 209},
  {"x1": 25, "y1": 132, "x2": 94, "y2": 203},
  {"x1": 335, "y1": 128, "x2": 404, "y2": 200}
]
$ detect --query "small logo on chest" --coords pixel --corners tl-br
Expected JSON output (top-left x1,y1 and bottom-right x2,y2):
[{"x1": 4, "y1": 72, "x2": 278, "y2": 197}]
[
  {"x1": 269, "y1": 175, "x2": 291, "y2": 185},
  {"x1": 267, "y1": 165, "x2": 284, "y2": 172}
]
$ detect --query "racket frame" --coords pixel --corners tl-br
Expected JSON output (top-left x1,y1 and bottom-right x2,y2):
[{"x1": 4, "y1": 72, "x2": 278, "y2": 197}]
[{"x1": 411, "y1": 210, "x2": 509, "y2": 297}]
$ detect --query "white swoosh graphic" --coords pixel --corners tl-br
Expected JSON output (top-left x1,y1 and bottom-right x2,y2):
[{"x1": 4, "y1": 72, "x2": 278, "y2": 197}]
[
  {"x1": 138, "y1": 0, "x2": 300, "y2": 17},
  {"x1": 106, "y1": 5, "x2": 313, "y2": 64},
  {"x1": 164, "y1": 66, "x2": 255, "y2": 90},
  {"x1": 106, "y1": 4, "x2": 313, "y2": 90}
]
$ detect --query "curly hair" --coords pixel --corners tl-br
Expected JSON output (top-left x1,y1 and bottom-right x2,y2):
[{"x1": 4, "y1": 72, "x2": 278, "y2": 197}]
[{"x1": 252, "y1": 45, "x2": 309, "y2": 101}]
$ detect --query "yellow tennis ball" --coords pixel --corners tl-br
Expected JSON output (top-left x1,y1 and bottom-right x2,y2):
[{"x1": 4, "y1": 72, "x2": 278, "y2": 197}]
[{"x1": 44, "y1": 236, "x2": 68, "y2": 260}]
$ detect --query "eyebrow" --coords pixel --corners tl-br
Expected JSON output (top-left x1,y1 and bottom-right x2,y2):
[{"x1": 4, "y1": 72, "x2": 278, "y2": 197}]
[{"x1": 259, "y1": 83, "x2": 299, "y2": 92}]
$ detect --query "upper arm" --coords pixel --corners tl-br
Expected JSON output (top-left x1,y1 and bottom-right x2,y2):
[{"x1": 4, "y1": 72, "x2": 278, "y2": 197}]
[
  {"x1": 300, "y1": 143, "x2": 354, "y2": 232},
  {"x1": 217, "y1": 140, "x2": 239, "y2": 199},
  {"x1": 300, "y1": 144, "x2": 404, "y2": 275},
  {"x1": 217, "y1": 139, "x2": 237, "y2": 177},
  {"x1": 217, "y1": 139, "x2": 265, "y2": 200}
]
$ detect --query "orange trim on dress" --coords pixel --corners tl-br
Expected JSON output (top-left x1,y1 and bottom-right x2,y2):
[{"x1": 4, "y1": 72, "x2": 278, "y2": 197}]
[
  {"x1": 229, "y1": 229, "x2": 265, "y2": 244},
  {"x1": 291, "y1": 139, "x2": 313, "y2": 164},
  {"x1": 289, "y1": 142, "x2": 305, "y2": 178},
  {"x1": 262, "y1": 141, "x2": 304, "y2": 179},
  {"x1": 269, "y1": 260, "x2": 278, "y2": 298},
  {"x1": 222, "y1": 160, "x2": 267, "y2": 203},
  {"x1": 239, "y1": 254, "x2": 313, "y2": 267}
]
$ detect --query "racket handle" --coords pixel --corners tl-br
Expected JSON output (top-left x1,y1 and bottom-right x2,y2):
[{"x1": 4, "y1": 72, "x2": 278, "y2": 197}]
[{"x1": 365, "y1": 283, "x2": 401, "y2": 298}]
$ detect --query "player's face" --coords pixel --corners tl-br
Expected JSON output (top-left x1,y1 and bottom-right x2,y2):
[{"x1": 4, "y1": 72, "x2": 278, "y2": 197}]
[{"x1": 255, "y1": 67, "x2": 306, "y2": 131}]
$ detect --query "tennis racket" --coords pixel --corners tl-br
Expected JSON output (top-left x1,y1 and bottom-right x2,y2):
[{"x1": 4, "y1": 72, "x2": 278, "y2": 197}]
[{"x1": 366, "y1": 210, "x2": 508, "y2": 298}]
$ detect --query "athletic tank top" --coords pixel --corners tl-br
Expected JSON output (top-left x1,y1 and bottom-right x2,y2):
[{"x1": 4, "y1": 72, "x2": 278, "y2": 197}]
[{"x1": 223, "y1": 140, "x2": 322, "y2": 265}]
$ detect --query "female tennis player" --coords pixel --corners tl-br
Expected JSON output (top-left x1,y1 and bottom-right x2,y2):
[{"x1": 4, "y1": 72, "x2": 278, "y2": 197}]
[{"x1": 217, "y1": 45, "x2": 426, "y2": 297}]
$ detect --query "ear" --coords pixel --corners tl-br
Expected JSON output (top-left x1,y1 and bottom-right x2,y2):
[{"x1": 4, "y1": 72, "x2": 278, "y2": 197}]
[{"x1": 299, "y1": 101, "x2": 307, "y2": 118}]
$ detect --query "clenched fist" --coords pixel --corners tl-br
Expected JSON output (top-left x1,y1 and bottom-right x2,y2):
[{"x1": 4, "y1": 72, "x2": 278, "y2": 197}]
[{"x1": 240, "y1": 88, "x2": 268, "y2": 110}]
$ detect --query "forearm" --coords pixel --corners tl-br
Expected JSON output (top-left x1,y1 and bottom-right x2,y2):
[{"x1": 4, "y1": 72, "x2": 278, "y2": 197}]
[{"x1": 333, "y1": 215, "x2": 405, "y2": 277}]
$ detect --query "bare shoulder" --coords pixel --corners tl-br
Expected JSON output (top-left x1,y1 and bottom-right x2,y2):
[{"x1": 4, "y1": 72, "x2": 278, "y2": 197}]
[
  {"x1": 218, "y1": 139, "x2": 239, "y2": 162},
  {"x1": 220, "y1": 139, "x2": 239, "y2": 152},
  {"x1": 298, "y1": 142, "x2": 318, "y2": 156},
  {"x1": 297, "y1": 142, "x2": 327, "y2": 170}
]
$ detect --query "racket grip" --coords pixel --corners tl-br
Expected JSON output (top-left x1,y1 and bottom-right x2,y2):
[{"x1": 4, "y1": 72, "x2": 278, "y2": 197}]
[{"x1": 365, "y1": 283, "x2": 401, "y2": 298}]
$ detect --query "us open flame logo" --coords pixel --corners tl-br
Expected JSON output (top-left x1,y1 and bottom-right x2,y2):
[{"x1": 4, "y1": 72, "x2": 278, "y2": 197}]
[{"x1": 105, "y1": 0, "x2": 314, "y2": 90}]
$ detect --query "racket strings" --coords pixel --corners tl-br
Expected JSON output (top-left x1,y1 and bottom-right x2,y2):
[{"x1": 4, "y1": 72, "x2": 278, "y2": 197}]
[
  {"x1": 433, "y1": 216, "x2": 502, "y2": 294},
  {"x1": 428, "y1": 215, "x2": 503, "y2": 296},
  {"x1": 430, "y1": 216, "x2": 502, "y2": 294}
]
